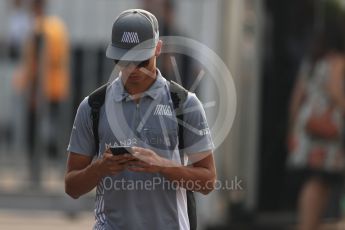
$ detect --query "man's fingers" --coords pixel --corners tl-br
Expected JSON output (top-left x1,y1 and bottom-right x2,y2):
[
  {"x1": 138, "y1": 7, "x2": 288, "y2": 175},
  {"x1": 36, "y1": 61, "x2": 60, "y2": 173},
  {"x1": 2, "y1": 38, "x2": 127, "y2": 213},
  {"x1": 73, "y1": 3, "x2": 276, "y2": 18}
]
[
  {"x1": 130, "y1": 161, "x2": 151, "y2": 168},
  {"x1": 108, "y1": 164, "x2": 126, "y2": 172},
  {"x1": 132, "y1": 146, "x2": 152, "y2": 156},
  {"x1": 132, "y1": 146, "x2": 143, "y2": 152},
  {"x1": 107, "y1": 157, "x2": 135, "y2": 166},
  {"x1": 111, "y1": 154, "x2": 134, "y2": 161},
  {"x1": 128, "y1": 167, "x2": 148, "y2": 172},
  {"x1": 116, "y1": 159, "x2": 131, "y2": 165},
  {"x1": 103, "y1": 151, "x2": 113, "y2": 159},
  {"x1": 132, "y1": 155, "x2": 152, "y2": 165}
]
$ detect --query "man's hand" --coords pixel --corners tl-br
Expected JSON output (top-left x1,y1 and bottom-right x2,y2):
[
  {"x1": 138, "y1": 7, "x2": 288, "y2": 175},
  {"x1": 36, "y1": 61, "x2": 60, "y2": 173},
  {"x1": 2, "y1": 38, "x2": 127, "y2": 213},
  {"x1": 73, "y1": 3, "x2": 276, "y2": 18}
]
[
  {"x1": 95, "y1": 148, "x2": 136, "y2": 177},
  {"x1": 128, "y1": 147, "x2": 177, "y2": 173},
  {"x1": 128, "y1": 147, "x2": 216, "y2": 194}
]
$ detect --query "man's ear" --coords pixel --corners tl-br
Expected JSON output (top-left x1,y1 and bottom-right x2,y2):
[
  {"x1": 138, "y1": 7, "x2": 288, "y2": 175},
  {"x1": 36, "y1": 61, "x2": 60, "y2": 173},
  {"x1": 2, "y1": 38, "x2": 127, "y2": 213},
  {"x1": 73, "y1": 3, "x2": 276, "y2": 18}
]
[{"x1": 155, "y1": 40, "x2": 163, "y2": 57}]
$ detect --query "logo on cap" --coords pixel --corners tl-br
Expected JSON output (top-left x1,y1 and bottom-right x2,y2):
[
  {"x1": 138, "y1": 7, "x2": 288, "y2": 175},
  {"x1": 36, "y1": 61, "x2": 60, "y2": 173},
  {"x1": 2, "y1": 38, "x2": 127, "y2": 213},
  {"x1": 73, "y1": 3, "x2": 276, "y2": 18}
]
[{"x1": 121, "y1": 32, "x2": 140, "y2": 43}]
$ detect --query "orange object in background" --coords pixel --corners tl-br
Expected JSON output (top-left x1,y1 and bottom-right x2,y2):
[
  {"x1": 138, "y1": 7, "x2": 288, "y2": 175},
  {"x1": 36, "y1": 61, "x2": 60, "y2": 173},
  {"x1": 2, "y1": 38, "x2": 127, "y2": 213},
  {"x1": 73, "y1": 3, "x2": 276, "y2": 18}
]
[
  {"x1": 41, "y1": 16, "x2": 69, "y2": 102},
  {"x1": 15, "y1": 15, "x2": 70, "y2": 103}
]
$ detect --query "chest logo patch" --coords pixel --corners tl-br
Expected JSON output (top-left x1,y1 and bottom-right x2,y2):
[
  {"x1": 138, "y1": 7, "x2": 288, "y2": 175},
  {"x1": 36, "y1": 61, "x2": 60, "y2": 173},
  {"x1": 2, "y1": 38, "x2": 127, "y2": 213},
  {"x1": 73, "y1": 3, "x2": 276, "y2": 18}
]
[{"x1": 153, "y1": 104, "x2": 172, "y2": 116}]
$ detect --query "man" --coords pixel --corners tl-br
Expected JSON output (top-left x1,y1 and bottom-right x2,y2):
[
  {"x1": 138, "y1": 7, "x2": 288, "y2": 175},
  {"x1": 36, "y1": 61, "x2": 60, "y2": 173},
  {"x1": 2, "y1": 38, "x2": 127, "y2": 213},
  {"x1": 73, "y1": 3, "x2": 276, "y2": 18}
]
[
  {"x1": 65, "y1": 9, "x2": 216, "y2": 230},
  {"x1": 15, "y1": 0, "x2": 69, "y2": 184}
]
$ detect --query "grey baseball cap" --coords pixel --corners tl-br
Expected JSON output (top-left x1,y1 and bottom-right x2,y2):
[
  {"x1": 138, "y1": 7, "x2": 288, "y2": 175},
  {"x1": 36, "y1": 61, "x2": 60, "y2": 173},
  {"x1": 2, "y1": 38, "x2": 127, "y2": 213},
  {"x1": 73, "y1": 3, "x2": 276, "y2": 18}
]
[{"x1": 106, "y1": 9, "x2": 159, "y2": 61}]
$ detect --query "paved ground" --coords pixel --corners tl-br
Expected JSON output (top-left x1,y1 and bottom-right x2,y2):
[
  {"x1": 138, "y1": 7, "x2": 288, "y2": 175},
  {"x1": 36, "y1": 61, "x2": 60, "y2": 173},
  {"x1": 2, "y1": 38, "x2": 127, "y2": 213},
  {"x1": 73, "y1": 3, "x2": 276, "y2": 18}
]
[
  {"x1": 1, "y1": 209, "x2": 345, "y2": 230},
  {"x1": 0, "y1": 147, "x2": 95, "y2": 229},
  {"x1": 0, "y1": 210, "x2": 93, "y2": 230}
]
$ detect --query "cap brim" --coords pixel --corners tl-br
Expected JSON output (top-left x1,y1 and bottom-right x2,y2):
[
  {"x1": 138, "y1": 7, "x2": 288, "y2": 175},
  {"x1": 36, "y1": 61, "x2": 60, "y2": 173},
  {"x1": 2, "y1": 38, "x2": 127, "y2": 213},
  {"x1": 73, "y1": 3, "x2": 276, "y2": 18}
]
[{"x1": 106, "y1": 44, "x2": 155, "y2": 61}]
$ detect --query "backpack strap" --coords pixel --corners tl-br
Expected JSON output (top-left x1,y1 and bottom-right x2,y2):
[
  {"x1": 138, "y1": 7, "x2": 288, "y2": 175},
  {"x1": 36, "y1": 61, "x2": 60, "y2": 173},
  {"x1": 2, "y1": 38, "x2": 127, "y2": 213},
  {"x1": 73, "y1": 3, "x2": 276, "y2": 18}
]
[
  {"x1": 169, "y1": 80, "x2": 188, "y2": 159},
  {"x1": 88, "y1": 83, "x2": 109, "y2": 155},
  {"x1": 169, "y1": 80, "x2": 188, "y2": 117},
  {"x1": 168, "y1": 80, "x2": 197, "y2": 230}
]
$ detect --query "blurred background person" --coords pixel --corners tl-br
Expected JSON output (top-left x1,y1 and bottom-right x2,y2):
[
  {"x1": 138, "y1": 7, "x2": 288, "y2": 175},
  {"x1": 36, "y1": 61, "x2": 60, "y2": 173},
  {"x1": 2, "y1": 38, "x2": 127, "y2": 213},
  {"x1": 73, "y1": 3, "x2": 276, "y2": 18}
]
[
  {"x1": 0, "y1": 0, "x2": 31, "y2": 152},
  {"x1": 7, "y1": 0, "x2": 31, "y2": 62},
  {"x1": 142, "y1": 0, "x2": 198, "y2": 89},
  {"x1": 287, "y1": 1, "x2": 345, "y2": 229},
  {"x1": 14, "y1": 0, "x2": 70, "y2": 185}
]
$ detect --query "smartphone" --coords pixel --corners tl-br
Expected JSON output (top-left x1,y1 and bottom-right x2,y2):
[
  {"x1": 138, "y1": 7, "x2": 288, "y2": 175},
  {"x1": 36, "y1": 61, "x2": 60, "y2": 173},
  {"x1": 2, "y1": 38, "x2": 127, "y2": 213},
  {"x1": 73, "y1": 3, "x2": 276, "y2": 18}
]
[{"x1": 109, "y1": 146, "x2": 131, "y2": 156}]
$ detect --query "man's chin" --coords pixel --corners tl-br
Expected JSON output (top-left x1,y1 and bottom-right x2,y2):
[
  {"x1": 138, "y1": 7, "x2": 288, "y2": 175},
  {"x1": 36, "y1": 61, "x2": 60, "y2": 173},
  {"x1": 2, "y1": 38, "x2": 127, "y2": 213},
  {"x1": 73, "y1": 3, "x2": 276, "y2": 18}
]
[
  {"x1": 126, "y1": 75, "x2": 144, "y2": 84},
  {"x1": 122, "y1": 75, "x2": 141, "y2": 83},
  {"x1": 128, "y1": 75, "x2": 142, "y2": 80}
]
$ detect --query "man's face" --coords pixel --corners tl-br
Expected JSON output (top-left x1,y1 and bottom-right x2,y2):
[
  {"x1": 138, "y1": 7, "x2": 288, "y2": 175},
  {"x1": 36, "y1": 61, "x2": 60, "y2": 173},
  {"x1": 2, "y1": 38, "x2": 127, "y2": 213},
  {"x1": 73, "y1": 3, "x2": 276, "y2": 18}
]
[
  {"x1": 115, "y1": 40, "x2": 162, "y2": 87},
  {"x1": 117, "y1": 57, "x2": 156, "y2": 86}
]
